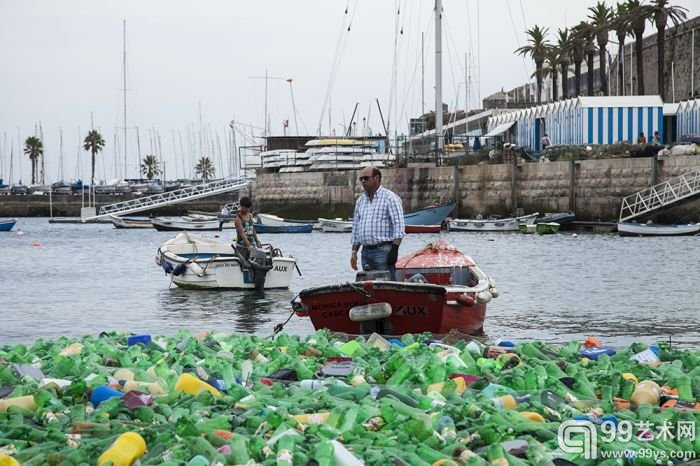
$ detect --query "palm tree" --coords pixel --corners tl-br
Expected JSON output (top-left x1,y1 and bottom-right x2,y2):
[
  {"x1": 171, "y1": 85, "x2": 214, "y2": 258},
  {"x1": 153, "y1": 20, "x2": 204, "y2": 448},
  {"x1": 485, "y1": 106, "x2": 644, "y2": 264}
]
[
  {"x1": 140, "y1": 154, "x2": 161, "y2": 180},
  {"x1": 626, "y1": 0, "x2": 653, "y2": 95},
  {"x1": 649, "y1": 0, "x2": 688, "y2": 100},
  {"x1": 83, "y1": 129, "x2": 105, "y2": 188},
  {"x1": 515, "y1": 25, "x2": 550, "y2": 104},
  {"x1": 611, "y1": 3, "x2": 632, "y2": 95},
  {"x1": 589, "y1": 2, "x2": 613, "y2": 96},
  {"x1": 23, "y1": 136, "x2": 43, "y2": 185},
  {"x1": 556, "y1": 28, "x2": 573, "y2": 99},
  {"x1": 194, "y1": 157, "x2": 215, "y2": 181},
  {"x1": 571, "y1": 23, "x2": 588, "y2": 97},
  {"x1": 542, "y1": 46, "x2": 560, "y2": 101}
]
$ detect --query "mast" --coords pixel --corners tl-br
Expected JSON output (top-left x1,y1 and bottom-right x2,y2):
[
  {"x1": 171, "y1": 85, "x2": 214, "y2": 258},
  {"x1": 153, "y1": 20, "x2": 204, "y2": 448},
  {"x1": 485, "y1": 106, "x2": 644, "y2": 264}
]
[
  {"x1": 421, "y1": 33, "x2": 425, "y2": 115},
  {"x1": 123, "y1": 19, "x2": 128, "y2": 180},
  {"x1": 435, "y1": 0, "x2": 443, "y2": 155},
  {"x1": 59, "y1": 128, "x2": 64, "y2": 181}
]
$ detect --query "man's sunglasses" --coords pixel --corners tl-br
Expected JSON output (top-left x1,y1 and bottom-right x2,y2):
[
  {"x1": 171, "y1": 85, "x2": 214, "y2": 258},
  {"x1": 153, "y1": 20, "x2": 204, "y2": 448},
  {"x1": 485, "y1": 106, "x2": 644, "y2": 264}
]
[{"x1": 359, "y1": 175, "x2": 375, "y2": 182}]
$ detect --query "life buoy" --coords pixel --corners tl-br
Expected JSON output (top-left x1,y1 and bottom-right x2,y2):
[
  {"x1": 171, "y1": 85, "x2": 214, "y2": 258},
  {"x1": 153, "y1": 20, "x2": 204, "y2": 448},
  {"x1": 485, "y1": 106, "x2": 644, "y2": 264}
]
[{"x1": 455, "y1": 293, "x2": 475, "y2": 307}]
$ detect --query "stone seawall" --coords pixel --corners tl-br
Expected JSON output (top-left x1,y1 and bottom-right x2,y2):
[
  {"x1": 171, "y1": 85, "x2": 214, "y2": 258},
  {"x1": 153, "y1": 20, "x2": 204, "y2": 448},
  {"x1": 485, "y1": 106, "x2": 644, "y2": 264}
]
[
  {"x1": 253, "y1": 156, "x2": 700, "y2": 222},
  {"x1": 0, "y1": 193, "x2": 245, "y2": 218},
  {"x1": 3, "y1": 157, "x2": 699, "y2": 222}
]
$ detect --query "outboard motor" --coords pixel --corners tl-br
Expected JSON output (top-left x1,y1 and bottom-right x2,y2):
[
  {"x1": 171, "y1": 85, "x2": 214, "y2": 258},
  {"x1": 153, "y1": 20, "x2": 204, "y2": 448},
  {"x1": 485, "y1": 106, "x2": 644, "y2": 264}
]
[{"x1": 248, "y1": 247, "x2": 274, "y2": 290}]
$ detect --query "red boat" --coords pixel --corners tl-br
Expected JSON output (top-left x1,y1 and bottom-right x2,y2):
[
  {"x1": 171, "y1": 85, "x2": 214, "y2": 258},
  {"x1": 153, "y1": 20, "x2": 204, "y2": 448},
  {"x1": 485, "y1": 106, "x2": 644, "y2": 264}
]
[{"x1": 292, "y1": 241, "x2": 499, "y2": 336}]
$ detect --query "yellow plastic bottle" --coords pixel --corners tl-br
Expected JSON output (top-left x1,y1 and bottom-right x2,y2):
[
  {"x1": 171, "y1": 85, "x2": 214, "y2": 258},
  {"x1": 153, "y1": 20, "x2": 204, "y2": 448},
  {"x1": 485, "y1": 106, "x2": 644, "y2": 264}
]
[
  {"x1": 630, "y1": 380, "x2": 661, "y2": 405},
  {"x1": 0, "y1": 395, "x2": 37, "y2": 413},
  {"x1": 174, "y1": 373, "x2": 222, "y2": 397},
  {"x1": 0, "y1": 452, "x2": 20, "y2": 466},
  {"x1": 97, "y1": 432, "x2": 147, "y2": 466}
]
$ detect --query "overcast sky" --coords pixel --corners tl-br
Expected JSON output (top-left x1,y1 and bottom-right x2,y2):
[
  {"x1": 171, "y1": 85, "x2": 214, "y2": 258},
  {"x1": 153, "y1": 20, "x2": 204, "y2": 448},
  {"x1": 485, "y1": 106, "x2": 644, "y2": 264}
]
[{"x1": 1, "y1": 0, "x2": 697, "y2": 184}]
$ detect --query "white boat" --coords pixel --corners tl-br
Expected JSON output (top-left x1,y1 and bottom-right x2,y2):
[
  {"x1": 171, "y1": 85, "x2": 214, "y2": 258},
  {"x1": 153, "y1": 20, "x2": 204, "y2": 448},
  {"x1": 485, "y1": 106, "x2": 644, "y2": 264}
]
[
  {"x1": 151, "y1": 216, "x2": 228, "y2": 232},
  {"x1": 617, "y1": 222, "x2": 700, "y2": 237},
  {"x1": 155, "y1": 232, "x2": 297, "y2": 290},
  {"x1": 318, "y1": 217, "x2": 352, "y2": 233},
  {"x1": 449, "y1": 213, "x2": 539, "y2": 232},
  {"x1": 110, "y1": 215, "x2": 153, "y2": 229}
]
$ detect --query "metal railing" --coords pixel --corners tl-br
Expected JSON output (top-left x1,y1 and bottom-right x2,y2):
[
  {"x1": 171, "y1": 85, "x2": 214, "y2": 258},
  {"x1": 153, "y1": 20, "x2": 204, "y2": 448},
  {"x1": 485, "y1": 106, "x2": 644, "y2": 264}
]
[
  {"x1": 83, "y1": 178, "x2": 250, "y2": 221},
  {"x1": 619, "y1": 168, "x2": 700, "y2": 222}
]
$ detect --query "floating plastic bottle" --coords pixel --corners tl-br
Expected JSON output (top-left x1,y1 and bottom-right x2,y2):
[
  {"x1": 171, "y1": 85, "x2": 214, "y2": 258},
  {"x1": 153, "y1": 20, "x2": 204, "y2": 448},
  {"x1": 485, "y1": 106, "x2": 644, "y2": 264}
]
[
  {"x1": 630, "y1": 380, "x2": 661, "y2": 405},
  {"x1": 97, "y1": 432, "x2": 147, "y2": 466}
]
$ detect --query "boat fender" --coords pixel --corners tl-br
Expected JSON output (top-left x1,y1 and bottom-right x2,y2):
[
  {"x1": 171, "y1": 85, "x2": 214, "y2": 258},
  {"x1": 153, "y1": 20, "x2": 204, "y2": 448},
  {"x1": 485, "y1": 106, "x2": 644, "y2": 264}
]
[
  {"x1": 455, "y1": 293, "x2": 476, "y2": 307},
  {"x1": 488, "y1": 277, "x2": 497, "y2": 288},
  {"x1": 190, "y1": 262, "x2": 205, "y2": 277},
  {"x1": 349, "y1": 302, "x2": 392, "y2": 322},
  {"x1": 172, "y1": 264, "x2": 187, "y2": 276},
  {"x1": 162, "y1": 261, "x2": 174, "y2": 275},
  {"x1": 476, "y1": 291, "x2": 492, "y2": 304},
  {"x1": 489, "y1": 287, "x2": 500, "y2": 298}
]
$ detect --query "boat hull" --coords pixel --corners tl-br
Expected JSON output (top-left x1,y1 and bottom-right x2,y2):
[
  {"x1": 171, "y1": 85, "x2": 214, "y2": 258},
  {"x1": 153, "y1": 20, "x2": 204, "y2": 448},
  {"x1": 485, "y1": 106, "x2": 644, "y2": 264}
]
[
  {"x1": 405, "y1": 224, "x2": 442, "y2": 233},
  {"x1": 617, "y1": 222, "x2": 700, "y2": 237},
  {"x1": 536, "y1": 211, "x2": 575, "y2": 225},
  {"x1": 111, "y1": 216, "x2": 153, "y2": 229},
  {"x1": 157, "y1": 233, "x2": 296, "y2": 289},
  {"x1": 295, "y1": 241, "x2": 497, "y2": 336},
  {"x1": 536, "y1": 222, "x2": 560, "y2": 234},
  {"x1": 0, "y1": 219, "x2": 17, "y2": 232},
  {"x1": 255, "y1": 224, "x2": 313, "y2": 234},
  {"x1": 404, "y1": 203, "x2": 455, "y2": 226},
  {"x1": 151, "y1": 217, "x2": 222, "y2": 231},
  {"x1": 449, "y1": 213, "x2": 538, "y2": 231},
  {"x1": 318, "y1": 218, "x2": 352, "y2": 233},
  {"x1": 298, "y1": 281, "x2": 486, "y2": 336}
]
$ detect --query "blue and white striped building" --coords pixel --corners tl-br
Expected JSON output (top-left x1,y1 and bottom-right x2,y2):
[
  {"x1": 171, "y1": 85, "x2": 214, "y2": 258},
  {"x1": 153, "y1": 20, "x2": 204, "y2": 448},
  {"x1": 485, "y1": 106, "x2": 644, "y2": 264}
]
[
  {"x1": 486, "y1": 96, "x2": 664, "y2": 150},
  {"x1": 677, "y1": 98, "x2": 700, "y2": 137}
]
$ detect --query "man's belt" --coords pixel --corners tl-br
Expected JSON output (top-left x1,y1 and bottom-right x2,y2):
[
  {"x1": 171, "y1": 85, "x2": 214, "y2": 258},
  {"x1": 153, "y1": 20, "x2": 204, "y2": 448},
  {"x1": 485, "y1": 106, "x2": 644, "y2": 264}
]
[{"x1": 363, "y1": 242, "x2": 392, "y2": 250}]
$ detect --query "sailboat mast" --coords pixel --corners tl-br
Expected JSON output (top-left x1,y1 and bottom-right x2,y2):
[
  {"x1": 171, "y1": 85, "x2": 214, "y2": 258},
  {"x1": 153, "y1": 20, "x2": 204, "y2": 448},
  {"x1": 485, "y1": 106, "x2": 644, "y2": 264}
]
[
  {"x1": 123, "y1": 19, "x2": 128, "y2": 180},
  {"x1": 435, "y1": 0, "x2": 443, "y2": 155},
  {"x1": 421, "y1": 33, "x2": 425, "y2": 116}
]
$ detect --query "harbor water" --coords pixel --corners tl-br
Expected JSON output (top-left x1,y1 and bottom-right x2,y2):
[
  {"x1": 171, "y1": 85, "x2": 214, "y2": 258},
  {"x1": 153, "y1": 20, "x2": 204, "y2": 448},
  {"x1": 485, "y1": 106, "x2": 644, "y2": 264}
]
[{"x1": 1, "y1": 217, "x2": 699, "y2": 347}]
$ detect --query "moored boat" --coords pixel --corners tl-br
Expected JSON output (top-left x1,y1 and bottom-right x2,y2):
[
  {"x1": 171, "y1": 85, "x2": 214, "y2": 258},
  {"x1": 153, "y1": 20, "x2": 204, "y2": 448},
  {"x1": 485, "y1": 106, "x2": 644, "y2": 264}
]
[
  {"x1": 291, "y1": 241, "x2": 499, "y2": 336},
  {"x1": 151, "y1": 216, "x2": 224, "y2": 232},
  {"x1": 110, "y1": 215, "x2": 154, "y2": 229},
  {"x1": 405, "y1": 224, "x2": 442, "y2": 233},
  {"x1": 404, "y1": 203, "x2": 455, "y2": 226},
  {"x1": 535, "y1": 211, "x2": 575, "y2": 225},
  {"x1": 318, "y1": 218, "x2": 352, "y2": 233},
  {"x1": 155, "y1": 232, "x2": 297, "y2": 290},
  {"x1": 536, "y1": 222, "x2": 560, "y2": 234},
  {"x1": 617, "y1": 222, "x2": 700, "y2": 237},
  {"x1": 0, "y1": 218, "x2": 17, "y2": 232},
  {"x1": 449, "y1": 213, "x2": 538, "y2": 232},
  {"x1": 254, "y1": 224, "x2": 313, "y2": 234}
]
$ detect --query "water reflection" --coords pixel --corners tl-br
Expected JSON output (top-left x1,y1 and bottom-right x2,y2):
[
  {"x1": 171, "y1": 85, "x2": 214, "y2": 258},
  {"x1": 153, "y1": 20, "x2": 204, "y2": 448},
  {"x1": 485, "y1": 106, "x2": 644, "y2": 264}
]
[{"x1": 158, "y1": 288, "x2": 296, "y2": 335}]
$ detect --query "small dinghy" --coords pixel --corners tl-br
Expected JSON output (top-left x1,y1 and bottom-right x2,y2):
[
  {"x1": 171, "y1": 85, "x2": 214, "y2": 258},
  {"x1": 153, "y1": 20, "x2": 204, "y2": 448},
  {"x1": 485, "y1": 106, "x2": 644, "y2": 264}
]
[
  {"x1": 292, "y1": 241, "x2": 498, "y2": 336},
  {"x1": 155, "y1": 232, "x2": 297, "y2": 290}
]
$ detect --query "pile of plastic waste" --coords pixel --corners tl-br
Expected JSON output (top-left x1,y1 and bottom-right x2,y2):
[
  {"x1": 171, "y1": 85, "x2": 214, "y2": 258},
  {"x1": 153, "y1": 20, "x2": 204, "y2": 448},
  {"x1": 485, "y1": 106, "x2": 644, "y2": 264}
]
[{"x1": 0, "y1": 331, "x2": 698, "y2": 465}]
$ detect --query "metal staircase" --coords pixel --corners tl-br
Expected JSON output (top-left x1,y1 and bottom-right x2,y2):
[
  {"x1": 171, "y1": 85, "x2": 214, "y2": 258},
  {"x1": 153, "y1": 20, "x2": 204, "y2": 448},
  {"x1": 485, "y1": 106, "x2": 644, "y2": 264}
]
[
  {"x1": 83, "y1": 178, "x2": 250, "y2": 221},
  {"x1": 619, "y1": 168, "x2": 700, "y2": 222}
]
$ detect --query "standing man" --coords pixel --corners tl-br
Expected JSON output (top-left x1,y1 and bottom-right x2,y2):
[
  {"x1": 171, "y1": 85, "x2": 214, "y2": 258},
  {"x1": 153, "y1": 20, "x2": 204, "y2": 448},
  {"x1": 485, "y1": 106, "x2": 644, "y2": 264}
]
[{"x1": 350, "y1": 166, "x2": 405, "y2": 280}]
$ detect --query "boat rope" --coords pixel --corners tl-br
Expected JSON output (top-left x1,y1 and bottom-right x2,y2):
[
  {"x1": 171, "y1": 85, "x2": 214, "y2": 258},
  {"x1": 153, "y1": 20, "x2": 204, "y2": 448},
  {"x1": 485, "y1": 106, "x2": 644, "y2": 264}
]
[{"x1": 267, "y1": 293, "x2": 301, "y2": 339}]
